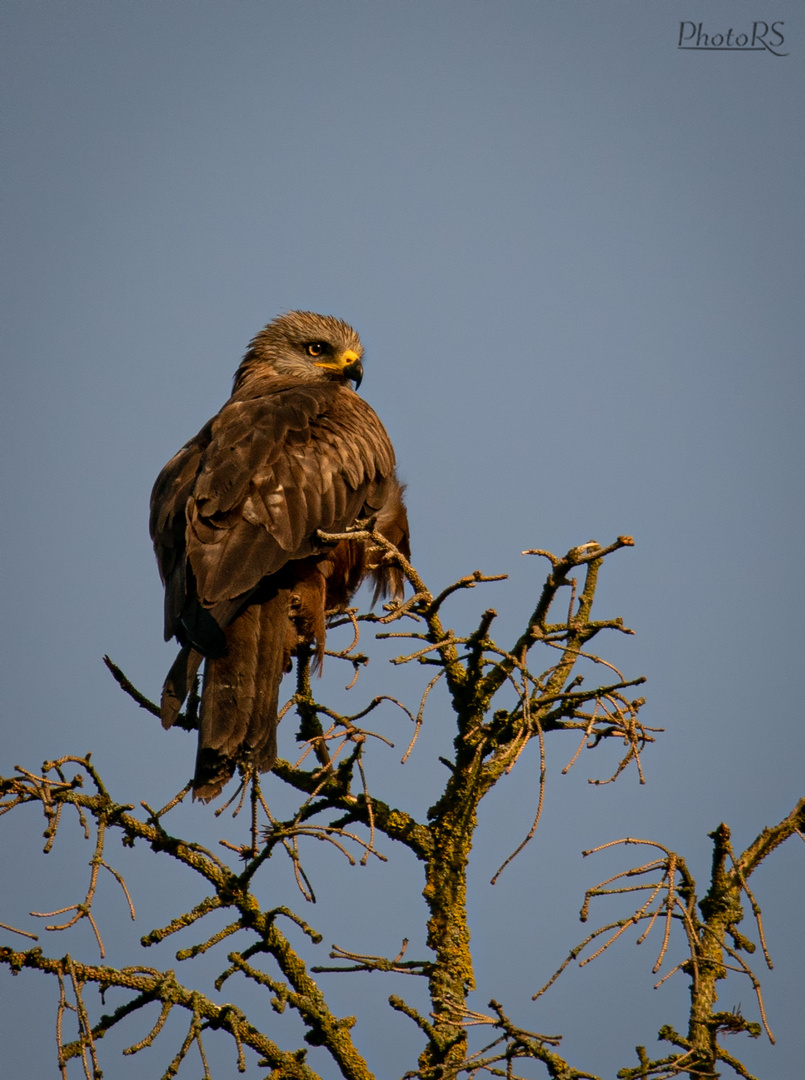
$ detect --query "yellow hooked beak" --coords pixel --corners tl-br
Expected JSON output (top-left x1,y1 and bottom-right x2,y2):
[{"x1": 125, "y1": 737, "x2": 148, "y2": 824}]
[{"x1": 313, "y1": 349, "x2": 364, "y2": 389}]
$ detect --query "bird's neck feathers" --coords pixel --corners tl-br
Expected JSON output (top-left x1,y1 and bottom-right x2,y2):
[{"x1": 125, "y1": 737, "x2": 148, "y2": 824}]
[
  {"x1": 231, "y1": 349, "x2": 271, "y2": 394},
  {"x1": 231, "y1": 350, "x2": 315, "y2": 395}
]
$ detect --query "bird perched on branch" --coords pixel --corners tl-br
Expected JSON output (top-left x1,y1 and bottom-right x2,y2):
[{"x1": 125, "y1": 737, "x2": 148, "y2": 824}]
[{"x1": 150, "y1": 311, "x2": 410, "y2": 801}]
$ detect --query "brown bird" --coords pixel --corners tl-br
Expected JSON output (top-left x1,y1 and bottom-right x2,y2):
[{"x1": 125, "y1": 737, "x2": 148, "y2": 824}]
[{"x1": 150, "y1": 311, "x2": 409, "y2": 801}]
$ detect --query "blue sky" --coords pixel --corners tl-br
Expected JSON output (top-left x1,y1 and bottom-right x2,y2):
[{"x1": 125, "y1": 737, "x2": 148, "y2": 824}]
[{"x1": 2, "y1": 2, "x2": 803, "y2": 1077}]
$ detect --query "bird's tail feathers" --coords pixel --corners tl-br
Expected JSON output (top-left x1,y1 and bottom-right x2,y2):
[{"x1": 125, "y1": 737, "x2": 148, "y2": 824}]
[{"x1": 192, "y1": 590, "x2": 292, "y2": 802}]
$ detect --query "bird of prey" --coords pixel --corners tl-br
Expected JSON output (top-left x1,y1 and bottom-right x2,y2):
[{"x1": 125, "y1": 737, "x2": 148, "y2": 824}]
[{"x1": 150, "y1": 311, "x2": 410, "y2": 801}]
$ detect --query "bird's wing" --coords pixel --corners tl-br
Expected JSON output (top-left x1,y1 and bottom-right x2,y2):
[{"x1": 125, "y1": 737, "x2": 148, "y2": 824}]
[
  {"x1": 183, "y1": 383, "x2": 397, "y2": 607},
  {"x1": 150, "y1": 420, "x2": 212, "y2": 641}
]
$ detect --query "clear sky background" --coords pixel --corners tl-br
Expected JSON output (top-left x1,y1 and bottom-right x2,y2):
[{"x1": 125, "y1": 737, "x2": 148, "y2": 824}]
[{"x1": 2, "y1": 2, "x2": 803, "y2": 1078}]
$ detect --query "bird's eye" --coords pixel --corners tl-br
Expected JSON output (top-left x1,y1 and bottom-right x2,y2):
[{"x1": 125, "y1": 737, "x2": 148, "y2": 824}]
[{"x1": 306, "y1": 342, "x2": 326, "y2": 357}]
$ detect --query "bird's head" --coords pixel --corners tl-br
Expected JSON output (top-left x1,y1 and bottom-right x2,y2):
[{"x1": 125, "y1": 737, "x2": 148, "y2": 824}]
[{"x1": 235, "y1": 311, "x2": 364, "y2": 392}]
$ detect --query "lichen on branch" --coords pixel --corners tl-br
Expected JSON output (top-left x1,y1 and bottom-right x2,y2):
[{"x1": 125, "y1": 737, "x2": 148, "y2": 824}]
[{"x1": 3, "y1": 539, "x2": 797, "y2": 1079}]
